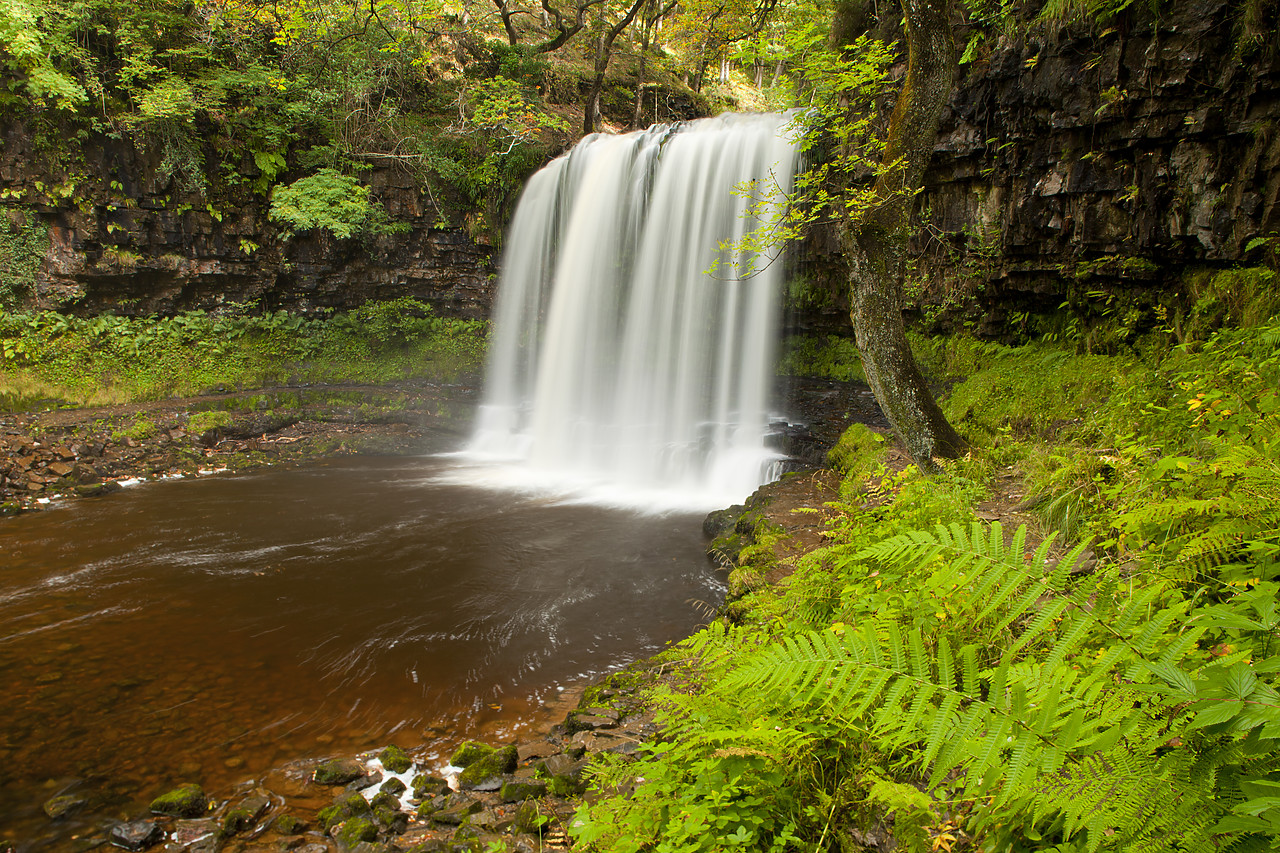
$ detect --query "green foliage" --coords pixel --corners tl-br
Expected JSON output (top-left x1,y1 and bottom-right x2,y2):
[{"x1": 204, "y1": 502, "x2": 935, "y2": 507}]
[
  {"x1": 776, "y1": 334, "x2": 865, "y2": 382},
  {"x1": 0, "y1": 213, "x2": 48, "y2": 307},
  {"x1": 0, "y1": 303, "x2": 487, "y2": 409},
  {"x1": 579, "y1": 317, "x2": 1280, "y2": 853},
  {"x1": 269, "y1": 169, "x2": 399, "y2": 240}
]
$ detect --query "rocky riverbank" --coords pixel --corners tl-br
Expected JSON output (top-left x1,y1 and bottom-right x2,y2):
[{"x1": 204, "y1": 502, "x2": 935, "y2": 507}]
[{"x1": 0, "y1": 381, "x2": 481, "y2": 515}]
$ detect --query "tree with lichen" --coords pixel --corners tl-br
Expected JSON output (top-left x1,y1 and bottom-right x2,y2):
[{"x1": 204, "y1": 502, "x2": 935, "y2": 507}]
[{"x1": 832, "y1": 0, "x2": 968, "y2": 469}]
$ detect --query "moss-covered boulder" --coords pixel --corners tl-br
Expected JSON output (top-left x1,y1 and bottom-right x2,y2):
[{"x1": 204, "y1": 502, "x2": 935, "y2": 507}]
[
  {"x1": 378, "y1": 745, "x2": 412, "y2": 773},
  {"x1": 220, "y1": 807, "x2": 254, "y2": 836},
  {"x1": 380, "y1": 777, "x2": 407, "y2": 798},
  {"x1": 333, "y1": 816, "x2": 378, "y2": 848},
  {"x1": 273, "y1": 814, "x2": 306, "y2": 835},
  {"x1": 411, "y1": 774, "x2": 450, "y2": 799},
  {"x1": 499, "y1": 779, "x2": 547, "y2": 802},
  {"x1": 148, "y1": 783, "x2": 208, "y2": 818},
  {"x1": 448, "y1": 741, "x2": 493, "y2": 767},
  {"x1": 314, "y1": 757, "x2": 366, "y2": 785},
  {"x1": 319, "y1": 791, "x2": 372, "y2": 833},
  {"x1": 457, "y1": 745, "x2": 517, "y2": 790}
]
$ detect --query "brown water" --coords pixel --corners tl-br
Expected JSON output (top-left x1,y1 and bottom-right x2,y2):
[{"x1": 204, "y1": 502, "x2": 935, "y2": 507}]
[{"x1": 0, "y1": 455, "x2": 720, "y2": 849}]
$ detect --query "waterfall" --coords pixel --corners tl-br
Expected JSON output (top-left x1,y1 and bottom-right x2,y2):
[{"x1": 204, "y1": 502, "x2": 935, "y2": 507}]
[{"x1": 466, "y1": 112, "x2": 800, "y2": 510}]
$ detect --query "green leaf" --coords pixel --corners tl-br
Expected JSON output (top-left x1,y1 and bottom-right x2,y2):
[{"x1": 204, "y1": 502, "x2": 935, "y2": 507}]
[{"x1": 1187, "y1": 699, "x2": 1245, "y2": 729}]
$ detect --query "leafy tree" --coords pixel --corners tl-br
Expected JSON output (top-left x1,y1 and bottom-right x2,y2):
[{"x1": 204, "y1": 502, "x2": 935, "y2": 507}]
[{"x1": 268, "y1": 168, "x2": 397, "y2": 239}]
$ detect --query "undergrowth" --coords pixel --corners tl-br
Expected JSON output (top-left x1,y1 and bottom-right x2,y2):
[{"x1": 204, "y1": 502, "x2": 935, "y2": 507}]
[
  {"x1": 572, "y1": 314, "x2": 1280, "y2": 852},
  {"x1": 0, "y1": 297, "x2": 487, "y2": 411}
]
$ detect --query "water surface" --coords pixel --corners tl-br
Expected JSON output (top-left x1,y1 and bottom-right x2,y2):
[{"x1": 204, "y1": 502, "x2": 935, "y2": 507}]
[{"x1": 0, "y1": 456, "x2": 719, "y2": 847}]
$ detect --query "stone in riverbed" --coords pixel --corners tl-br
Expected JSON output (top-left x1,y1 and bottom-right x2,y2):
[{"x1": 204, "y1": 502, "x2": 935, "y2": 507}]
[
  {"x1": 42, "y1": 792, "x2": 90, "y2": 820},
  {"x1": 149, "y1": 783, "x2": 208, "y2": 817},
  {"x1": 108, "y1": 819, "x2": 164, "y2": 850},
  {"x1": 314, "y1": 757, "x2": 366, "y2": 785},
  {"x1": 380, "y1": 777, "x2": 407, "y2": 797},
  {"x1": 448, "y1": 741, "x2": 493, "y2": 767},
  {"x1": 332, "y1": 816, "x2": 378, "y2": 849},
  {"x1": 429, "y1": 795, "x2": 482, "y2": 825},
  {"x1": 457, "y1": 745, "x2": 517, "y2": 790},
  {"x1": 499, "y1": 779, "x2": 547, "y2": 803},
  {"x1": 378, "y1": 745, "x2": 412, "y2": 773},
  {"x1": 319, "y1": 791, "x2": 372, "y2": 833},
  {"x1": 411, "y1": 774, "x2": 449, "y2": 800}
]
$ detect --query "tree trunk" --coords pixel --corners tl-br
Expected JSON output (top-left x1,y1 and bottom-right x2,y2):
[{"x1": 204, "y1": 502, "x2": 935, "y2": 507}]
[
  {"x1": 841, "y1": 0, "x2": 967, "y2": 469},
  {"x1": 583, "y1": 0, "x2": 647, "y2": 134},
  {"x1": 492, "y1": 0, "x2": 519, "y2": 44}
]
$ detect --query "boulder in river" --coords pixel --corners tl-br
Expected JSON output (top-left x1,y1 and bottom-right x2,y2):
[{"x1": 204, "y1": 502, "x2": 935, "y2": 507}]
[
  {"x1": 108, "y1": 819, "x2": 164, "y2": 850},
  {"x1": 148, "y1": 783, "x2": 208, "y2": 818},
  {"x1": 314, "y1": 757, "x2": 366, "y2": 785},
  {"x1": 378, "y1": 745, "x2": 412, "y2": 773}
]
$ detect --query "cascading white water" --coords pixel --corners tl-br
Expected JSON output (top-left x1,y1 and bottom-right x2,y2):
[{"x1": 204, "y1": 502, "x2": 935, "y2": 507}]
[{"x1": 466, "y1": 112, "x2": 799, "y2": 510}]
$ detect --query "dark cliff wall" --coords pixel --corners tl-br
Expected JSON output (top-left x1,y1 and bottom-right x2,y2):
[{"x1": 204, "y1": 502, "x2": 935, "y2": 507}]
[
  {"x1": 0, "y1": 121, "x2": 497, "y2": 319},
  {"x1": 800, "y1": 0, "x2": 1280, "y2": 339}
]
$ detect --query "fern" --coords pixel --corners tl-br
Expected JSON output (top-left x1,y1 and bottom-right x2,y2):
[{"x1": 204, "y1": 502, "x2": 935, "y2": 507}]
[{"x1": 715, "y1": 522, "x2": 1222, "y2": 848}]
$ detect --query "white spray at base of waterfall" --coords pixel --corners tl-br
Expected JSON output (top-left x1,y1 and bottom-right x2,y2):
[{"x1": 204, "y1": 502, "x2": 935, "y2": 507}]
[{"x1": 459, "y1": 112, "x2": 800, "y2": 512}]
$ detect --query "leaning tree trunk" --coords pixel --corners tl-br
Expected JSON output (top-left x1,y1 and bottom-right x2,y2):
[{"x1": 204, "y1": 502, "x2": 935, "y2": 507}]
[{"x1": 840, "y1": 0, "x2": 967, "y2": 469}]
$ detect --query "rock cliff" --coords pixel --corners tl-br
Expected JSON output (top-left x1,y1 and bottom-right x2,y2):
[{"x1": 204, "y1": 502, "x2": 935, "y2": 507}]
[
  {"x1": 802, "y1": 0, "x2": 1280, "y2": 338},
  {"x1": 0, "y1": 121, "x2": 498, "y2": 319}
]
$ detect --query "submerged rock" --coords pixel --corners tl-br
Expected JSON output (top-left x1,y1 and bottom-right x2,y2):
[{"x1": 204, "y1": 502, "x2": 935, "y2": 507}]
[
  {"x1": 314, "y1": 757, "x2": 366, "y2": 785},
  {"x1": 42, "y1": 792, "x2": 90, "y2": 820},
  {"x1": 148, "y1": 783, "x2": 208, "y2": 818},
  {"x1": 108, "y1": 819, "x2": 164, "y2": 850}
]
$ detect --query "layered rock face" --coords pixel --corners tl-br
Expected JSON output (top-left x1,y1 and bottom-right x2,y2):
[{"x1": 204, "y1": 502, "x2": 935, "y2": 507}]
[
  {"x1": 802, "y1": 0, "x2": 1280, "y2": 335},
  {"x1": 0, "y1": 124, "x2": 496, "y2": 318}
]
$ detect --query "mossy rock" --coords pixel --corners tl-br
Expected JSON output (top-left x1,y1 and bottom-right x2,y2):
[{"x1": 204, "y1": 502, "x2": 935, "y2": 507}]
[
  {"x1": 827, "y1": 422, "x2": 887, "y2": 480},
  {"x1": 333, "y1": 816, "x2": 378, "y2": 848},
  {"x1": 449, "y1": 741, "x2": 494, "y2": 767},
  {"x1": 314, "y1": 757, "x2": 366, "y2": 785},
  {"x1": 499, "y1": 779, "x2": 547, "y2": 803},
  {"x1": 457, "y1": 745, "x2": 517, "y2": 789},
  {"x1": 220, "y1": 807, "x2": 254, "y2": 836},
  {"x1": 373, "y1": 804, "x2": 408, "y2": 834},
  {"x1": 148, "y1": 783, "x2": 208, "y2": 818},
  {"x1": 378, "y1": 745, "x2": 412, "y2": 773},
  {"x1": 380, "y1": 777, "x2": 407, "y2": 798},
  {"x1": 320, "y1": 791, "x2": 372, "y2": 832},
  {"x1": 412, "y1": 774, "x2": 450, "y2": 799},
  {"x1": 274, "y1": 814, "x2": 306, "y2": 835},
  {"x1": 369, "y1": 791, "x2": 400, "y2": 812},
  {"x1": 42, "y1": 793, "x2": 90, "y2": 820}
]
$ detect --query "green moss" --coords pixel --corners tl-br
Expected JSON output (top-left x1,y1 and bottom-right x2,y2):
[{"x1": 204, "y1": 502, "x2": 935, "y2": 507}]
[
  {"x1": 333, "y1": 816, "x2": 378, "y2": 847},
  {"x1": 319, "y1": 791, "x2": 372, "y2": 832},
  {"x1": 777, "y1": 334, "x2": 865, "y2": 382},
  {"x1": 449, "y1": 741, "x2": 494, "y2": 768},
  {"x1": 827, "y1": 423, "x2": 888, "y2": 481},
  {"x1": 148, "y1": 783, "x2": 207, "y2": 817},
  {"x1": 378, "y1": 745, "x2": 412, "y2": 774},
  {"x1": 456, "y1": 745, "x2": 517, "y2": 788},
  {"x1": 0, "y1": 214, "x2": 50, "y2": 308},
  {"x1": 186, "y1": 410, "x2": 232, "y2": 434}
]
